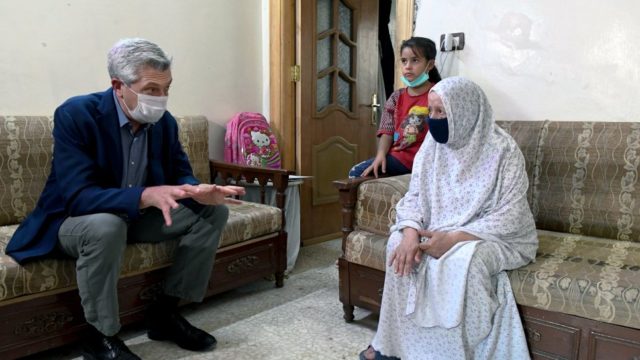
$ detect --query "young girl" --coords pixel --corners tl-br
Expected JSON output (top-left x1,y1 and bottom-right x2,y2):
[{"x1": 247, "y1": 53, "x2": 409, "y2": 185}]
[{"x1": 349, "y1": 37, "x2": 442, "y2": 178}]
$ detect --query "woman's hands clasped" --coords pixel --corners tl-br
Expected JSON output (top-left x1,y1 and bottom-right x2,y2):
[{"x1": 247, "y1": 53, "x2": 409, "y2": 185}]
[
  {"x1": 416, "y1": 229, "x2": 458, "y2": 259},
  {"x1": 140, "y1": 184, "x2": 246, "y2": 226},
  {"x1": 388, "y1": 228, "x2": 422, "y2": 276},
  {"x1": 389, "y1": 228, "x2": 476, "y2": 276}
]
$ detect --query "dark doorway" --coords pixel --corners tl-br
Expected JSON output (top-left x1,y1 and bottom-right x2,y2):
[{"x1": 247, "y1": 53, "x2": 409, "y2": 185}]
[{"x1": 379, "y1": 0, "x2": 395, "y2": 98}]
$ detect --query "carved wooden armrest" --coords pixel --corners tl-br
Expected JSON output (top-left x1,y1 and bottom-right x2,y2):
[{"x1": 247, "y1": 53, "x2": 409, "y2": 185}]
[{"x1": 209, "y1": 160, "x2": 294, "y2": 228}]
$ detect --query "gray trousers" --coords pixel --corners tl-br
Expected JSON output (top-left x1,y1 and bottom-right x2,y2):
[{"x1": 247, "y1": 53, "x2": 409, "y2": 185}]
[{"x1": 58, "y1": 204, "x2": 229, "y2": 336}]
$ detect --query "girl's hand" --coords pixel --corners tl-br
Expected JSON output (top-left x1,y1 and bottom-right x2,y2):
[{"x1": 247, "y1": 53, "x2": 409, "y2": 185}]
[
  {"x1": 417, "y1": 230, "x2": 476, "y2": 259},
  {"x1": 361, "y1": 153, "x2": 387, "y2": 178},
  {"x1": 388, "y1": 228, "x2": 423, "y2": 276}
]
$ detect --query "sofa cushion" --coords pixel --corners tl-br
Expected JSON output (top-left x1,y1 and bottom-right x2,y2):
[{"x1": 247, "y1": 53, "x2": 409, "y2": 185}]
[
  {"x1": 221, "y1": 202, "x2": 282, "y2": 247},
  {"x1": 0, "y1": 116, "x2": 54, "y2": 226},
  {"x1": 355, "y1": 174, "x2": 410, "y2": 235},
  {"x1": 175, "y1": 115, "x2": 210, "y2": 183},
  {"x1": 533, "y1": 121, "x2": 640, "y2": 242},
  {"x1": 0, "y1": 201, "x2": 281, "y2": 303},
  {"x1": 343, "y1": 226, "x2": 640, "y2": 328},
  {"x1": 509, "y1": 229, "x2": 640, "y2": 329},
  {"x1": 344, "y1": 230, "x2": 388, "y2": 271}
]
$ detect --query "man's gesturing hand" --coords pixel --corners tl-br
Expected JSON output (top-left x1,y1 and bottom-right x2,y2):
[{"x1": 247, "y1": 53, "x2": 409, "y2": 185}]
[
  {"x1": 140, "y1": 185, "x2": 196, "y2": 226},
  {"x1": 183, "y1": 184, "x2": 246, "y2": 206},
  {"x1": 140, "y1": 184, "x2": 246, "y2": 227}
]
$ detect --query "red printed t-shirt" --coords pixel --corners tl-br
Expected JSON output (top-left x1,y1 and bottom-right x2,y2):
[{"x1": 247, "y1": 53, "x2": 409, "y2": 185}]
[{"x1": 377, "y1": 87, "x2": 430, "y2": 170}]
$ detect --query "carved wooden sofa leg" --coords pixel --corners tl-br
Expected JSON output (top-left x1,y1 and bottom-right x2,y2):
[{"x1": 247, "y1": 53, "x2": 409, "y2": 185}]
[{"x1": 343, "y1": 304, "x2": 355, "y2": 323}]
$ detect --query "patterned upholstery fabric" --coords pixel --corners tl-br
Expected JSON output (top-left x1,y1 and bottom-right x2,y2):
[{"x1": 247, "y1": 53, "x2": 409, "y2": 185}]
[
  {"x1": 0, "y1": 201, "x2": 280, "y2": 302},
  {"x1": 0, "y1": 115, "x2": 281, "y2": 303},
  {"x1": 510, "y1": 230, "x2": 640, "y2": 329},
  {"x1": 533, "y1": 122, "x2": 640, "y2": 241},
  {"x1": 344, "y1": 230, "x2": 388, "y2": 271},
  {"x1": 344, "y1": 120, "x2": 640, "y2": 329},
  {"x1": 176, "y1": 115, "x2": 211, "y2": 183},
  {"x1": 343, "y1": 227, "x2": 640, "y2": 329},
  {"x1": 0, "y1": 116, "x2": 54, "y2": 226},
  {"x1": 348, "y1": 175, "x2": 409, "y2": 271},
  {"x1": 220, "y1": 202, "x2": 281, "y2": 247},
  {"x1": 355, "y1": 174, "x2": 410, "y2": 235}
]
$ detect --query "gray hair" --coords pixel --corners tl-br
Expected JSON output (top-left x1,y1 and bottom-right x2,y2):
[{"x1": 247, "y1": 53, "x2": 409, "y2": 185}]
[{"x1": 107, "y1": 38, "x2": 172, "y2": 85}]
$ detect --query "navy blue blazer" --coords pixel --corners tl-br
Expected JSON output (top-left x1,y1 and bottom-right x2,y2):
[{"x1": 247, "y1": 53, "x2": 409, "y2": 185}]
[{"x1": 6, "y1": 88, "x2": 200, "y2": 263}]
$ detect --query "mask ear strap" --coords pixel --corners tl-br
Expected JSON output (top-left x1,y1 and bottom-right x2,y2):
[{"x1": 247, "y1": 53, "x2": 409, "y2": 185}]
[
  {"x1": 117, "y1": 80, "x2": 128, "y2": 99},
  {"x1": 426, "y1": 59, "x2": 435, "y2": 73}
]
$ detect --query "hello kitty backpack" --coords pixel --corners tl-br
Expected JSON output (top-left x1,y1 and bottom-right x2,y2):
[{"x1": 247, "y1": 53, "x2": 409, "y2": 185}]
[{"x1": 224, "y1": 112, "x2": 282, "y2": 169}]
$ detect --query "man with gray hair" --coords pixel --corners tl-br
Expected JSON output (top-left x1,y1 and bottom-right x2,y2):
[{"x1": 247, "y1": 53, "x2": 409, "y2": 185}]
[{"x1": 6, "y1": 38, "x2": 244, "y2": 360}]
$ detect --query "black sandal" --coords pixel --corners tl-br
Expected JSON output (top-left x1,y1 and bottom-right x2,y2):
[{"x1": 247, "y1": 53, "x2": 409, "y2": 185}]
[
  {"x1": 359, "y1": 345, "x2": 375, "y2": 360},
  {"x1": 359, "y1": 345, "x2": 401, "y2": 360}
]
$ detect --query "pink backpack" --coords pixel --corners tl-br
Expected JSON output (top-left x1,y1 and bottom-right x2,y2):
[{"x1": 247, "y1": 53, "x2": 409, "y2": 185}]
[{"x1": 224, "y1": 112, "x2": 282, "y2": 169}]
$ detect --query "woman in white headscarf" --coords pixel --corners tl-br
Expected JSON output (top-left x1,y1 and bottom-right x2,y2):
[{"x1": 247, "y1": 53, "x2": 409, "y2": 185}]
[{"x1": 360, "y1": 77, "x2": 538, "y2": 360}]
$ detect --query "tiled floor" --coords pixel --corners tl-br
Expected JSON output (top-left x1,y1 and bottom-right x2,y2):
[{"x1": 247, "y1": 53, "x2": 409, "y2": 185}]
[{"x1": 25, "y1": 239, "x2": 377, "y2": 360}]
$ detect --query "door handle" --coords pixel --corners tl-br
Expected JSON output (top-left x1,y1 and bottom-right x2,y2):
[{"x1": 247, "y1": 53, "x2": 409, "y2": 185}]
[{"x1": 368, "y1": 93, "x2": 381, "y2": 126}]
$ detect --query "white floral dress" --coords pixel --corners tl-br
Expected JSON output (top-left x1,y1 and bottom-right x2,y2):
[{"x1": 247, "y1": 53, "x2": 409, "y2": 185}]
[{"x1": 370, "y1": 77, "x2": 538, "y2": 360}]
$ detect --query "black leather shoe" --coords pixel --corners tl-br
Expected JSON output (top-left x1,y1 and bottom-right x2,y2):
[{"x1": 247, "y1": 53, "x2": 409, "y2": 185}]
[
  {"x1": 147, "y1": 311, "x2": 217, "y2": 351},
  {"x1": 81, "y1": 333, "x2": 141, "y2": 360}
]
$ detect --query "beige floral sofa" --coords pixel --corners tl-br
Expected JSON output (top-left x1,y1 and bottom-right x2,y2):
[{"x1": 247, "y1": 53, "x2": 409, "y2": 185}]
[
  {"x1": 0, "y1": 115, "x2": 291, "y2": 359},
  {"x1": 335, "y1": 120, "x2": 640, "y2": 359}
]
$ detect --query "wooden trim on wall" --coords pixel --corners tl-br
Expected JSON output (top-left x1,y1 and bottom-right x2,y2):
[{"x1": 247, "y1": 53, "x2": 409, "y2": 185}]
[
  {"x1": 394, "y1": 0, "x2": 414, "y2": 90},
  {"x1": 269, "y1": 0, "x2": 296, "y2": 171}
]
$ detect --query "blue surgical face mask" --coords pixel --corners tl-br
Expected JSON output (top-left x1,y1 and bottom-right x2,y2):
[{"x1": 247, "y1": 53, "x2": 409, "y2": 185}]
[
  {"x1": 427, "y1": 116, "x2": 449, "y2": 143},
  {"x1": 401, "y1": 72, "x2": 429, "y2": 88}
]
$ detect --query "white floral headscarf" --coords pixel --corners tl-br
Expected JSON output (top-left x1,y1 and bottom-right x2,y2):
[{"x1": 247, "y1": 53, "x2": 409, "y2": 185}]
[{"x1": 393, "y1": 76, "x2": 537, "y2": 260}]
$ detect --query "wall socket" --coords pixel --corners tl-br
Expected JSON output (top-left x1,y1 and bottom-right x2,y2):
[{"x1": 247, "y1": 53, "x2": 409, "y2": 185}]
[{"x1": 440, "y1": 32, "x2": 465, "y2": 52}]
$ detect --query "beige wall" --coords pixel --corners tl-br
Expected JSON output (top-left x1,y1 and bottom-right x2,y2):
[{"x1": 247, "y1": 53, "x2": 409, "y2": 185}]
[
  {"x1": 0, "y1": 0, "x2": 266, "y2": 159},
  {"x1": 415, "y1": 0, "x2": 640, "y2": 122}
]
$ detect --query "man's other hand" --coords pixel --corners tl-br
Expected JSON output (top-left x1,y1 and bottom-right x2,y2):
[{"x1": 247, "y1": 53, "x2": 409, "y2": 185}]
[
  {"x1": 140, "y1": 185, "x2": 196, "y2": 226},
  {"x1": 183, "y1": 184, "x2": 246, "y2": 206}
]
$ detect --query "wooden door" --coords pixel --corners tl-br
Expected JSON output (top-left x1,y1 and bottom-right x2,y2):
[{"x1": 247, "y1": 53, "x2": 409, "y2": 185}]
[{"x1": 297, "y1": 0, "x2": 379, "y2": 244}]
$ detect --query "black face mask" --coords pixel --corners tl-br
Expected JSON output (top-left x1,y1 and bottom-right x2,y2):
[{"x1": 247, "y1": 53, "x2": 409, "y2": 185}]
[{"x1": 427, "y1": 116, "x2": 449, "y2": 143}]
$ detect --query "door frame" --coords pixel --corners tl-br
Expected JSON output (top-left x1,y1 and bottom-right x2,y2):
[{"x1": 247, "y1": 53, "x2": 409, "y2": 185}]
[
  {"x1": 393, "y1": 0, "x2": 417, "y2": 90},
  {"x1": 268, "y1": 0, "x2": 415, "y2": 174},
  {"x1": 269, "y1": 0, "x2": 297, "y2": 171}
]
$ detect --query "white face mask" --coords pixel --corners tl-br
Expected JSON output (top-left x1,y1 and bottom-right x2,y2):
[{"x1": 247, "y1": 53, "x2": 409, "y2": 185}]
[{"x1": 122, "y1": 84, "x2": 168, "y2": 124}]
